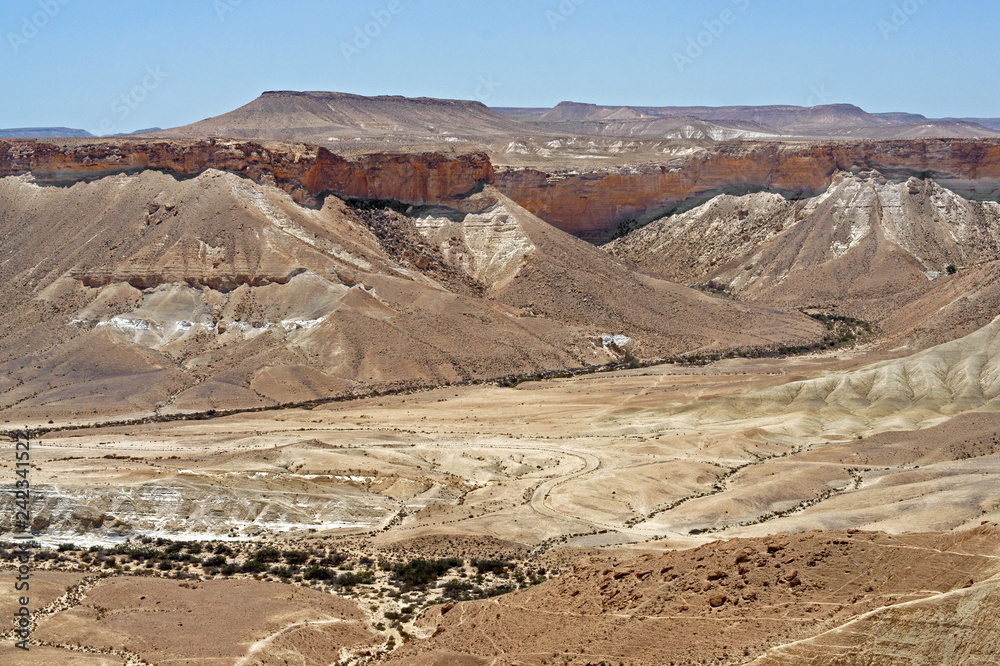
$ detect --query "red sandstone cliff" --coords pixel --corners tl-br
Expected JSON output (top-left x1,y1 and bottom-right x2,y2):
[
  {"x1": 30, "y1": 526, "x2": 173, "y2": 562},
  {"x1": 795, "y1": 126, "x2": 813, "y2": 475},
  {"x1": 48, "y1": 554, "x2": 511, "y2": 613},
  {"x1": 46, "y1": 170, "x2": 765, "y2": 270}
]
[
  {"x1": 0, "y1": 139, "x2": 493, "y2": 206},
  {"x1": 495, "y1": 139, "x2": 1000, "y2": 241},
  {"x1": 2, "y1": 138, "x2": 999, "y2": 243}
]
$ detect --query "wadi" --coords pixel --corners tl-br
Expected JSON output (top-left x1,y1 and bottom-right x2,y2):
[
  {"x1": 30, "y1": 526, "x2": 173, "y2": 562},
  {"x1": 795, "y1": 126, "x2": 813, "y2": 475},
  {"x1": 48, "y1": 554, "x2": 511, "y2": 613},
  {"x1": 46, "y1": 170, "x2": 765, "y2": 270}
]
[{"x1": 1, "y1": 89, "x2": 999, "y2": 665}]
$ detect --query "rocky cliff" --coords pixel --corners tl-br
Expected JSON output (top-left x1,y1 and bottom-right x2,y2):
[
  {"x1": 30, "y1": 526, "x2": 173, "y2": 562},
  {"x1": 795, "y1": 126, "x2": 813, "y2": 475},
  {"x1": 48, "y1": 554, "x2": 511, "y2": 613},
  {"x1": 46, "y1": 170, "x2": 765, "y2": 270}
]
[
  {"x1": 0, "y1": 139, "x2": 493, "y2": 206},
  {"x1": 3, "y1": 138, "x2": 1000, "y2": 244},
  {"x1": 495, "y1": 138, "x2": 1000, "y2": 241}
]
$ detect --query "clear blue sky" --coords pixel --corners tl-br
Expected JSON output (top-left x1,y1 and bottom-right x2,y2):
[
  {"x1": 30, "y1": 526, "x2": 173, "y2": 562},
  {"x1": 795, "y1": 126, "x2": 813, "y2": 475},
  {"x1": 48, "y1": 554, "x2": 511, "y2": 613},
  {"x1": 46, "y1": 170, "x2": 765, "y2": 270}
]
[{"x1": 1, "y1": 0, "x2": 996, "y2": 134}]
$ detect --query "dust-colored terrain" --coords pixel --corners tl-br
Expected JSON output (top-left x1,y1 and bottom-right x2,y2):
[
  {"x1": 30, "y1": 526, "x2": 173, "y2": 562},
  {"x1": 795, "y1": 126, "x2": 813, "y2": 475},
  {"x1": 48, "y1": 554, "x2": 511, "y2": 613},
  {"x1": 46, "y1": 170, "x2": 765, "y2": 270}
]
[
  {"x1": 149, "y1": 91, "x2": 543, "y2": 149},
  {"x1": 609, "y1": 172, "x2": 1000, "y2": 348},
  {"x1": 0, "y1": 314, "x2": 996, "y2": 662},
  {"x1": 3, "y1": 90, "x2": 1000, "y2": 664},
  {"x1": 385, "y1": 526, "x2": 1000, "y2": 665},
  {"x1": 6, "y1": 317, "x2": 998, "y2": 546},
  {"x1": 0, "y1": 170, "x2": 822, "y2": 423}
]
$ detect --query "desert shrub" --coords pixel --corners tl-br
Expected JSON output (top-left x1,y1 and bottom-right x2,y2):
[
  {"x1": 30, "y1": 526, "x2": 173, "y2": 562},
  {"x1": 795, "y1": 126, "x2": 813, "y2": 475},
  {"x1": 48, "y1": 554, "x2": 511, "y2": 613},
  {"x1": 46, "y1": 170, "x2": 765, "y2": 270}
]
[
  {"x1": 391, "y1": 558, "x2": 463, "y2": 590},
  {"x1": 282, "y1": 550, "x2": 310, "y2": 565},
  {"x1": 253, "y1": 547, "x2": 281, "y2": 563},
  {"x1": 303, "y1": 565, "x2": 334, "y2": 581},
  {"x1": 470, "y1": 559, "x2": 511, "y2": 575},
  {"x1": 318, "y1": 551, "x2": 347, "y2": 567},
  {"x1": 240, "y1": 559, "x2": 268, "y2": 573},
  {"x1": 442, "y1": 579, "x2": 475, "y2": 600},
  {"x1": 335, "y1": 571, "x2": 374, "y2": 588}
]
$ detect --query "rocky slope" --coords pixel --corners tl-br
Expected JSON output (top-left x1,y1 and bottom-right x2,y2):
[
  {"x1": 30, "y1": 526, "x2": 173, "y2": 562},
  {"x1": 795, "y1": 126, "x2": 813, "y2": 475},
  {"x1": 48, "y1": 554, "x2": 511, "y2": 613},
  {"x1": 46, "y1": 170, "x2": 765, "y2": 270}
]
[
  {"x1": 496, "y1": 138, "x2": 1000, "y2": 241},
  {"x1": 382, "y1": 525, "x2": 1000, "y2": 665},
  {"x1": 0, "y1": 171, "x2": 822, "y2": 422},
  {"x1": 607, "y1": 172, "x2": 1000, "y2": 339}
]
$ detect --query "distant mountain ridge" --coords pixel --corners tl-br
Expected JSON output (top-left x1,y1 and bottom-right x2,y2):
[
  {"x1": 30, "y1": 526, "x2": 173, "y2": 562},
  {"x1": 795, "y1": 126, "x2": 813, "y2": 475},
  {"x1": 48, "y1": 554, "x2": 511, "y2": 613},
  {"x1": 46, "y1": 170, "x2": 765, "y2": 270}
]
[
  {"x1": 0, "y1": 127, "x2": 94, "y2": 138},
  {"x1": 495, "y1": 102, "x2": 1000, "y2": 140}
]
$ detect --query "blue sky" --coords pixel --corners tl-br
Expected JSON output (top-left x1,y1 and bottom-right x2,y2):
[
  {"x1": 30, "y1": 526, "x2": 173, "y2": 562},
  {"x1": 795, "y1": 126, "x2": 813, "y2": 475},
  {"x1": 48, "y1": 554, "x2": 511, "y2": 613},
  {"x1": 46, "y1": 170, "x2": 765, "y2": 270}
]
[{"x1": 1, "y1": 0, "x2": 996, "y2": 134}]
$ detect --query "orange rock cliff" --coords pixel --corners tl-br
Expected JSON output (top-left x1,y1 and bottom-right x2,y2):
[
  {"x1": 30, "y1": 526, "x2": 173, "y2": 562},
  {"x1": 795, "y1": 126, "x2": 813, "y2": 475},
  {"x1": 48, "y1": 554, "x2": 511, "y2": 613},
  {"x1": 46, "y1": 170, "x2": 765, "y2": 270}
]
[{"x1": 3, "y1": 138, "x2": 999, "y2": 243}]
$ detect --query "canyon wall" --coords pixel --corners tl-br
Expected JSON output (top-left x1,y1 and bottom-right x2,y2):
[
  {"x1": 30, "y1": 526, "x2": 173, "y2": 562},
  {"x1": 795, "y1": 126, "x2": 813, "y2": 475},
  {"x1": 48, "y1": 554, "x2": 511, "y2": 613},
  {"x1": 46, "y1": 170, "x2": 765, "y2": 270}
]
[
  {"x1": 495, "y1": 139, "x2": 1000, "y2": 241},
  {"x1": 3, "y1": 138, "x2": 1000, "y2": 244},
  {"x1": 0, "y1": 139, "x2": 493, "y2": 206}
]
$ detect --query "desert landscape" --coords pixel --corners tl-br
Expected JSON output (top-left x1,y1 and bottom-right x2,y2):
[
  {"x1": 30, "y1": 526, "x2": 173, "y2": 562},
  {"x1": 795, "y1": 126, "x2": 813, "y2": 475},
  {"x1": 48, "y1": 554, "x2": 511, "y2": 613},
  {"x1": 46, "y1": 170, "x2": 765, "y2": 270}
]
[{"x1": 2, "y1": 3, "x2": 1000, "y2": 664}]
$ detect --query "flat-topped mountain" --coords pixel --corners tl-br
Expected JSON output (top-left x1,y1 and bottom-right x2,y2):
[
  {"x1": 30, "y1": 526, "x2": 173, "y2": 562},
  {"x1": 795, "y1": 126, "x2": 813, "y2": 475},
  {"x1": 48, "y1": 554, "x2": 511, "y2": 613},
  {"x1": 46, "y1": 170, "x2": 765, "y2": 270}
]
[
  {"x1": 151, "y1": 91, "x2": 537, "y2": 145},
  {"x1": 0, "y1": 127, "x2": 94, "y2": 138}
]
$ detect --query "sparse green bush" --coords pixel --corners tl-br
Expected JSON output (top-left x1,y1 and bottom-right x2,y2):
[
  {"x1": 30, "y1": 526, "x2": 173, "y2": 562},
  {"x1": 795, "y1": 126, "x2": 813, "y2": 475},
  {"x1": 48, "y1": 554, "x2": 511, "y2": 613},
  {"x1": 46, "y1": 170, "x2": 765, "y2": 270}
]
[
  {"x1": 303, "y1": 565, "x2": 334, "y2": 581},
  {"x1": 442, "y1": 579, "x2": 475, "y2": 600},
  {"x1": 335, "y1": 571, "x2": 374, "y2": 588},
  {"x1": 318, "y1": 551, "x2": 347, "y2": 567},
  {"x1": 470, "y1": 558, "x2": 511, "y2": 575},
  {"x1": 203, "y1": 554, "x2": 227, "y2": 567},
  {"x1": 240, "y1": 559, "x2": 268, "y2": 573},
  {"x1": 253, "y1": 547, "x2": 281, "y2": 563},
  {"x1": 282, "y1": 550, "x2": 310, "y2": 565},
  {"x1": 391, "y1": 558, "x2": 463, "y2": 590}
]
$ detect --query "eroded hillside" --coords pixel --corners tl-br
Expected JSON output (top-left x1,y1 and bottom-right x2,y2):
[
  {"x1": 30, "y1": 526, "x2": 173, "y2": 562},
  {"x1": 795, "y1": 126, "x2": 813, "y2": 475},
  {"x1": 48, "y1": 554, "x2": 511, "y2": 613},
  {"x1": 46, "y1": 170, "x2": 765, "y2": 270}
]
[{"x1": 0, "y1": 171, "x2": 822, "y2": 422}]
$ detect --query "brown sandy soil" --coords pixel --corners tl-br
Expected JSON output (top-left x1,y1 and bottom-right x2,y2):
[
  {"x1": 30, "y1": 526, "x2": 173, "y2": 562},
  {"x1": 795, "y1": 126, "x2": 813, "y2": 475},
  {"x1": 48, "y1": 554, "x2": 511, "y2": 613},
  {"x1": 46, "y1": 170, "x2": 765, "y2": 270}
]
[
  {"x1": 380, "y1": 526, "x2": 1000, "y2": 665},
  {"x1": 0, "y1": 571, "x2": 88, "y2": 658},
  {"x1": 0, "y1": 646, "x2": 123, "y2": 664},
  {"x1": 0, "y1": 354, "x2": 862, "y2": 543},
  {"x1": 0, "y1": 571, "x2": 85, "y2": 618},
  {"x1": 33, "y1": 577, "x2": 378, "y2": 665},
  {"x1": 751, "y1": 579, "x2": 1000, "y2": 665}
]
